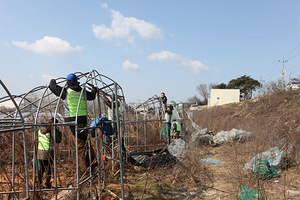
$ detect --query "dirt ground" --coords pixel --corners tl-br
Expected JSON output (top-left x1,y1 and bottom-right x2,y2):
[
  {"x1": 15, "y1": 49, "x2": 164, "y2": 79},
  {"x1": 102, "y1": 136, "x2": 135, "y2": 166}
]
[
  {"x1": 121, "y1": 90, "x2": 300, "y2": 200},
  {"x1": 184, "y1": 89, "x2": 300, "y2": 199},
  {"x1": 199, "y1": 144, "x2": 300, "y2": 200}
]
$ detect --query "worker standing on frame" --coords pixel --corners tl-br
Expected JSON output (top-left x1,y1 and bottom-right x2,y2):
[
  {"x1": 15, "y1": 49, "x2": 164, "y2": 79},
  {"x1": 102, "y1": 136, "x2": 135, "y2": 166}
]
[
  {"x1": 160, "y1": 92, "x2": 167, "y2": 110},
  {"x1": 165, "y1": 105, "x2": 173, "y2": 143},
  {"x1": 49, "y1": 73, "x2": 97, "y2": 170}
]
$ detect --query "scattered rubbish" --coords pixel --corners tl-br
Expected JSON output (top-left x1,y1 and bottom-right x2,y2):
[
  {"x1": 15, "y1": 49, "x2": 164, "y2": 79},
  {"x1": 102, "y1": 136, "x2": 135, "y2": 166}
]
[
  {"x1": 286, "y1": 190, "x2": 300, "y2": 196},
  {"x1": 198, "y1": 191, "x2": 217, "y2": 197},
  {"x1": 129, "y1": 148, "x2": 176, "y2": 168},
  {"x1": 238, "y1": 185, "x2": 264, "y2": 200},
  {"x1": 51, "y1": 185, "x2": 77, "y2": 200},
  {"x1": 189, "y1": 127, "x2": 254, "y2": 147},
  {"x1": 199, "y1": 158, "x2": 224, "y2": 165},
  {"x1": 189, "y1": 127, "x2": 217, "y2": 146},
  {"x1": 168, "y1": 190, "x2": 216, "y2": 198},
  {"x1": 244, "y1": 147, "x2": 283, "y2": 171},
  {"x1": 168, "y1": 138, "x2": 186, "y2": 158},
  {"x1": 274, "y1": 180, "x2": 279, "y2": 183},
  {"x1": 252, "y1": 159, "x2": 279, "y2": 179},
  {"x1": 212, "y1": 129, "x2": 254, "y2": 145}
]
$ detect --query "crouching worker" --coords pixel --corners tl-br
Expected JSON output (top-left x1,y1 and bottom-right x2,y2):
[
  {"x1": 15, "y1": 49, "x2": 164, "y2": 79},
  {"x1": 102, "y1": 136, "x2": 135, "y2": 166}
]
[
  {"x1": 171, "y1": 119, "x2": 181, "y2": 139},
  {"x1": 89, "y1": 113, "x2": 114, "y2": 145},
  {"x1": 37, "y1": 118, "x2": 62, "y2": 188}
]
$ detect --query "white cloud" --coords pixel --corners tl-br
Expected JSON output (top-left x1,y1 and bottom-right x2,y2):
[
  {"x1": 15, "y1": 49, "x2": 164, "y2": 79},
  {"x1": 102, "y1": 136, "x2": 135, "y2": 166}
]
[
  {"x1": 92, "y1": 9, "x2": 163, "y2": 44},
  {"x1": 2, "y1": 41, "x2": 9, "y2": 46},
  {"x1": 148, "y1": 50, "x2": 217, "y2": 73},
  {"x1": 100, "y1": 3, "x2": 108, "y2": 9},
  {"x1": 42, "y1": 74, "x2": 55, "y2": 82},
  {"x1": 27, "y1": 74, "x2": 55, "y2": 84},
  {"x1": 28, "y1": 74, "x2": 34, "y2": 79},
  {"x1": 122, "y1": 60, "x2": 140, "y2": 70},
  {"x1": 12, "y1": 36, "x2": 83, "y2": 57}
]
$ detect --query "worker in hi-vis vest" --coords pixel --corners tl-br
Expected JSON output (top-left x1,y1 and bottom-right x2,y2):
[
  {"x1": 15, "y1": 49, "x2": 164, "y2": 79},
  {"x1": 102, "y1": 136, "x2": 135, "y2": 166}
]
[
  {"x1": 37, "y1": 118, "x2": 62, "y2": 188},
  {"x1": 49, "y1": 73, "x2": 97, "y2": 170},
  {"x1": 100, "y1": 92, "x2": 127, "y2": 152},
  {"x1": 165, "y1": 105, "x2": 173, "y2": 143},
  {"x1": 171, "y1": 119, "x2": 181, "y2": 139}
]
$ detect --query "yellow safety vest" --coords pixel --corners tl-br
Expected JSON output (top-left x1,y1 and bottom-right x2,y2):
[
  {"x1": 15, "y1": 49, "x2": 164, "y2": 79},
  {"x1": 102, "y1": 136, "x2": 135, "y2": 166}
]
[
  {"x1": 67, "y1": 89, "x2": 86, "y2": 117},
  {"x1": 38, "y1": 130, "x2": 50, "y2": 151}
]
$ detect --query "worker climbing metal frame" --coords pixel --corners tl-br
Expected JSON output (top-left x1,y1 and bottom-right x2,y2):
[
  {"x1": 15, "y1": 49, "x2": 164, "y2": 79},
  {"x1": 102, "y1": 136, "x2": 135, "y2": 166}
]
[{"x1": 0, "y1": 70, "x2": 127, "y2": 200}]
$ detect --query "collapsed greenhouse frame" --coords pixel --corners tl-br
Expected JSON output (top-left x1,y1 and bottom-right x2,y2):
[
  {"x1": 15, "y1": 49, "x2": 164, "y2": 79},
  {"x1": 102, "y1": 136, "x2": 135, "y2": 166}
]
[{"x1": 0, "y1": 69, "x2": 187, "y2": 200}]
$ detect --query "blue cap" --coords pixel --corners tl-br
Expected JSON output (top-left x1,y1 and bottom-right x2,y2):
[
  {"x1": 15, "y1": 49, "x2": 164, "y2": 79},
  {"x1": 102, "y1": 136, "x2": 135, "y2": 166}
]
[{"x1": 66, "y1": 73, "x2": 79, "y2": 82}]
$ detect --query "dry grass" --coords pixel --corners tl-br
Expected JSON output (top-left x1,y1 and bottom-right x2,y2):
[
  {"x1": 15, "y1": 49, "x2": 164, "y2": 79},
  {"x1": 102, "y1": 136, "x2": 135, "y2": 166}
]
[
  {"x1": 2, "y1": 89, "x2": 300, "y2": 199},
  {"x1": 190, "y1": 89, "x2": 300, "y2": 199}
]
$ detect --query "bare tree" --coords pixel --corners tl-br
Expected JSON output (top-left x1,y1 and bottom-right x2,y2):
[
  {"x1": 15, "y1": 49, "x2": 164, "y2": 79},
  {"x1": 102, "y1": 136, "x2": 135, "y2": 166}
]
[
  {"x1": 196, "y1": 84, "x2": 212, "y2": 105},
  {"x1": 187, "y1": 95, "x2": 202, "y2": 105},
  {"x1": 263, "y1": 80, "x2": 282, "y2": 95}
]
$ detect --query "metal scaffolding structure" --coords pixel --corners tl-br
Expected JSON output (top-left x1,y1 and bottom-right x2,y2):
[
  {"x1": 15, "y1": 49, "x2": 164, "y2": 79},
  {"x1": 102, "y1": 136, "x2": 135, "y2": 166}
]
[
  {"x1": 126, "y1": 95, "x2": 186, "y2": 153},
  {"x1": 0, "y1": 69, "x2": 187, "y2": 199},
  {"x1": 0, "y1": 70, "x2": 127, "y2": 200}
]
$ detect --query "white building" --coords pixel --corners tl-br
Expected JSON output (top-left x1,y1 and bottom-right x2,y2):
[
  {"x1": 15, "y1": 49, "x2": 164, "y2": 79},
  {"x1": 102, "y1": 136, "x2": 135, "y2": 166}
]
[
  {"x1": 208, "y1": 89, "x2": 240, "y2": 107},
  {"x1": 285, "y1": 82, "x2": 300, "y2": 90}
]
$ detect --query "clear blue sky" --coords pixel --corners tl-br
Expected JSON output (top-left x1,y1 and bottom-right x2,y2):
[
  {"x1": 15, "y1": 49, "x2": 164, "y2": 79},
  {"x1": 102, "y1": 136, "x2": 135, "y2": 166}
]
[{"x1": 1, "y1": 0, "x2": 300, "y2": 103}]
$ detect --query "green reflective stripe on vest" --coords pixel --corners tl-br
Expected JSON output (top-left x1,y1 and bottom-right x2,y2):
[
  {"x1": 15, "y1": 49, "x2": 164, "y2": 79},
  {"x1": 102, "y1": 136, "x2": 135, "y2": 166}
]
[
  {"x1": 38, "y1": 130, "x2": 50, "y2": 151},
  {"x1": 67, "y1": 89, "x2": 86, "y2": 117},
  {"x1": 175, "y1": 122, "x2": 181, "y2": 131}
]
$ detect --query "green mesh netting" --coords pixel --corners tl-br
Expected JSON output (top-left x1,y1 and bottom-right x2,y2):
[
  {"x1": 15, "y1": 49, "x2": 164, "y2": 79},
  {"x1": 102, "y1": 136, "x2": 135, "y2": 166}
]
[
  {"x1": 238, "y1": 185, "x2": 264, "y2": 200},
  {"x1": 252, "y1": 159, "x2": 279, "y2": 179},
  {"x1": 160, "y1": 124, "x2": 170, "y2": 138}
]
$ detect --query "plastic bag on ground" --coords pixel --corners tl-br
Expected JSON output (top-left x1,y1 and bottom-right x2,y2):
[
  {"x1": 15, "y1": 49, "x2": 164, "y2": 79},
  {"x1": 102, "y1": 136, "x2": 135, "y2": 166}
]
[
  {"x1": 244, "y1": 147, "x2": 283, "y2": 171},
  {"x1": 212, "y1": 129, "x2": 254, "y2": 145},
  {"x1": 168, "y1": 138, "x2": 186, "y2": 158},
  {"x1": 199, "y1": 158, "x2": 224, "y2": 165}
]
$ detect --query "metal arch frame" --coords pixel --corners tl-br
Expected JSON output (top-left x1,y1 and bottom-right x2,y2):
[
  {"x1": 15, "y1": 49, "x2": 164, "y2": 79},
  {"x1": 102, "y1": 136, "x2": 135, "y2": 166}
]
[
  {"x1": 0, "y1": 70, "x2": 127, "y2": 200},
  {"x1": 0, "y1": 79, "x2": 30, "y2": 200},
  {"x1": 1, "y1": 70, "x2": 187, "y2": 200},
  {"x1": 128, "y1": 94, "x2": 187, "y2": 153}
]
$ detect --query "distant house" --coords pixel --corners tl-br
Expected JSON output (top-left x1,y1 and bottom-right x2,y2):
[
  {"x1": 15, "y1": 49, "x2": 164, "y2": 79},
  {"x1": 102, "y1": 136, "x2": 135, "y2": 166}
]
[
  {"x1": 208, "y1": 89, "x2": 240, "y2": 107},
  {"x1": 286, "y1": 81, "x2": 300, "y2": 90}
]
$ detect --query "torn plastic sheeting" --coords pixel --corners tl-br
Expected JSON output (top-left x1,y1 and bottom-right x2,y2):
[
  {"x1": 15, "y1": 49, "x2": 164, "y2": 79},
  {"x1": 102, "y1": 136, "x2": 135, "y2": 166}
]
[
  {"x1": 168, "y1": 138, "x2": 186, "y2": 158},
  {"x1": 200, "y1": 158, "x2": 224, "y2": 165},
  {"x1": 243, "y1": 147, "x2": 283, "y2": 171},
  {"x1": 212, "y1": 129, "x2": 254, "y2": 145},
  {"x1": 189, "y1": 128, "x2": 211, "y2": 146}
]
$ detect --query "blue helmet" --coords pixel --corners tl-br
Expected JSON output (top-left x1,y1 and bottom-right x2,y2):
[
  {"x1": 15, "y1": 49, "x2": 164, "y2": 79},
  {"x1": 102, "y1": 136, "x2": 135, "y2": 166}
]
[{"x1": 66, "y1": 73, "x2": 79, "y2": 82}]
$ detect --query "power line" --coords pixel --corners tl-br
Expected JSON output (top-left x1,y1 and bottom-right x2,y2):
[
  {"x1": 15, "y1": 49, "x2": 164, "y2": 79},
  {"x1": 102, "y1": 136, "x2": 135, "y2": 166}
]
[
  {"x1": 264, "y1": 62, "x2": 281, "y2": 82},
  {"x1": 285, "y1": 41, "x2": 300, "y2": 58},
  {"x1": 286, "y1": 51, "x2": 300, "y2": 61}
]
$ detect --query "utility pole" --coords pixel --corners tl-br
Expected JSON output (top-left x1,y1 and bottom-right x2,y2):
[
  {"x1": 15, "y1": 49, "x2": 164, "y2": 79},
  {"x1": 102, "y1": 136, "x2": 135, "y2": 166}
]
[{"x1": 279, "y1": 56, "x2": 288, "y2": 90}]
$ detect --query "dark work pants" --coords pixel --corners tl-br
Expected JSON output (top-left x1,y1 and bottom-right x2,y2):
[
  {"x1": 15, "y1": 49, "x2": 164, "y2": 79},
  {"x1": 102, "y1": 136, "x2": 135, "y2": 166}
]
[
  {"x1": 70, "y1": 123, "x2": 96, "y2": 170},
  {"x1": 38, "y1": 159, "x2": 52, "y2": 188}
]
